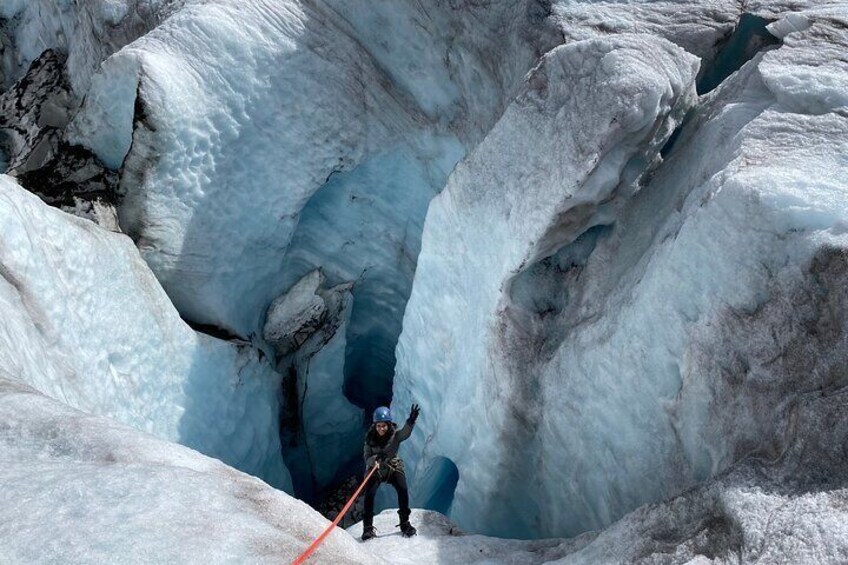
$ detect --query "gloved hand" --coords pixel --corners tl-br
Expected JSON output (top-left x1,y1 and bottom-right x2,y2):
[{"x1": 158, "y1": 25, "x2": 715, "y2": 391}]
[{"x1": 408, "y1": 403, "x2": 421, "y2": 425}]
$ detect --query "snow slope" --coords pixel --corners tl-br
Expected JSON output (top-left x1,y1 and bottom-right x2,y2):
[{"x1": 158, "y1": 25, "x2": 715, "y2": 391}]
[
  {"x1": 394, "y1": 3, "x2": 848, "y2": 540},
  {"x1": 350, "y1": 510, "x2": 589, "y2": 565},
  {"x1": 0, "y1": 175, "x2": 289, "y2": 489},
  {"x1": 0, "y1": 375, "x2": 370, "y2": 565},
  {"x1": 3, "y1": 367, "x2": 844, "y2": 565}
]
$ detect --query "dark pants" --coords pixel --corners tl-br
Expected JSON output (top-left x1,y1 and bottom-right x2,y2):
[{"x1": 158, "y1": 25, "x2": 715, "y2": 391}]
[{"x1": 363, "y1": 470, "x2": 410, "y2": 529}]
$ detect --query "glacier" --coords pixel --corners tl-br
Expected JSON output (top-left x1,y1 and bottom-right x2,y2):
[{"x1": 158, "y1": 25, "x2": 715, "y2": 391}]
[
  {"x1": 1, "y1": 0, "x2": 848, "y2": 562},
  {"x1": 48, "y1": 0, "x2": 561, "y2": 498},
  {"x1": 394, "y1": 0, "x2": 848, "y2": 542},
  {"x1": 63, "y1": 0, "x2": 550, "y2": 339},
  {"x1": 0, "y1": 375, "x2": 372, "y2": 565},
  {"x1": 3, "y1": 367, "x2": 845, "y2": 565},
  {"x1": 0, "y1": 175, "x2": 289, "y2": 490}
]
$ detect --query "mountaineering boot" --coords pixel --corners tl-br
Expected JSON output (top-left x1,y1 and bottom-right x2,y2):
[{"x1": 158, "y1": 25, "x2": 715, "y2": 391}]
[
  {"x1": 361, "y1": 526, "x2": 377, "y2": 541},
  {"x1": 400, "y1": 522, "x2": 417, "y2": 537}
]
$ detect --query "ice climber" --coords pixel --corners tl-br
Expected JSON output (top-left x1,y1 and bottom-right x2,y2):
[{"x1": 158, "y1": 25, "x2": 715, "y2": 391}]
[{"x1": 361, "y1": 403, "x2": 420, "y2": 541}]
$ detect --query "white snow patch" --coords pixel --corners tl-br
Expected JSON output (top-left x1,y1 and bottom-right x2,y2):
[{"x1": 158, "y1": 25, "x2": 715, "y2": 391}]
[{"x1": 0, "y1": 377, "x2": 373, "y2": 565}]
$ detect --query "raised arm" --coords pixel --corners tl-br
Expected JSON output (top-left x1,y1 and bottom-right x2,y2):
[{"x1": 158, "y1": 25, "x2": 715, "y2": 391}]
[{"x1": 396, "y1": 403, "x2": 420, "y2": 442}]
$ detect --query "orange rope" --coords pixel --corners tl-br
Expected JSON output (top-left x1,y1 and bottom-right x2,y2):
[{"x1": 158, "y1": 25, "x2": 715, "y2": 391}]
[{"x1": 291, "y1": 464, "x2": 380, "y2": 565}]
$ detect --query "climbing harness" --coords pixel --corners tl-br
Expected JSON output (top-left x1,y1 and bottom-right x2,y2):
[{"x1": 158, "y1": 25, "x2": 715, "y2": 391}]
[
  {"x1": 291, "y1": 464, "x2": 380, "y2": 565},
  {"x1": 375, "y1": 456, "x2": 405, "y2": 481}
]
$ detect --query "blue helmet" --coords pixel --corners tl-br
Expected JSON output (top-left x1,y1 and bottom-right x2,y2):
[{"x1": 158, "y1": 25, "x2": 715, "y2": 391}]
[{"x1": 373, "y1": 406, "x2": 392, "y2": 423}]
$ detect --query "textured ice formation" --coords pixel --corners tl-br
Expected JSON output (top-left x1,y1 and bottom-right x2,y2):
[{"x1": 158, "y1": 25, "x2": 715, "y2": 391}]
[
  {"x1": 0, "y1": 175, "x2": 289, "y2": 489},
  {"x1": 551, "y1": 0, "x2": 740, "y2": 61},
  {"x1": 264, "y1": 270, "x2": 340, "y2": 358},
  {"x1": 394, "y1": 31, "x2": 699, "y2": 538},
  {"x1": 0, "y1": 376, "x2": 371, "y2": 565},
  {"x1": 267, "y1": 270, "x2": 363, "y2": 500},
  {"x1": 394, "y1": 3, "x2": 848, "y2": 541},
  {"x1": 66, "y1": 0, "x2": 557, "y2": 341},
  {"x1": 65, "y1": 0, "x2": 428, "y2": 335},
  {"x1": 0, "y1": 0, "x2": 181, "y2": 95},
  {"x1": 56, "y1": 0, "x2": 559, "y2": 498}
]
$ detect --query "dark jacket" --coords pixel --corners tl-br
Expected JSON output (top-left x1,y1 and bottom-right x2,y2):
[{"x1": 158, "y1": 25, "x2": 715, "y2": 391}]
[{"x1": 364, "y1": 420, "x2": 414, "y2": 470}]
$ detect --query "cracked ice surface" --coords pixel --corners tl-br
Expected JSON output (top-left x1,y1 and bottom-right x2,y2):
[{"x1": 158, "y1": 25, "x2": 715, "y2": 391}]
[
  {"x1": 0, "y1": 175, "x2": 290, "y2": 490},
  {"x1": 394, "y1": 3, "x2": 848, "y2": 542}
]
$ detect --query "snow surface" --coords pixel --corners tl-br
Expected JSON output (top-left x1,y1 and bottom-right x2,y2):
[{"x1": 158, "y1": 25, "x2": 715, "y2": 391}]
[
  {"x1": 349, "y1": 510, "x2": 588, "y2": 565},
  {"x1": 0, "y1": 375, "x2": 372, "y2": 565},
  {"x1": 394, "y1": 1, "x2": 848, "y2": 541},
  {"x1": 0, "y1": 175, "x2": 289, "y2": 489}
]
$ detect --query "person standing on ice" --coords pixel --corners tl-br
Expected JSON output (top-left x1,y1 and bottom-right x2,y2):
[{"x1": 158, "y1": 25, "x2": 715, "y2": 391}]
[{"x1": 361, "y1": 403, "x2": 420, "y2": 541}]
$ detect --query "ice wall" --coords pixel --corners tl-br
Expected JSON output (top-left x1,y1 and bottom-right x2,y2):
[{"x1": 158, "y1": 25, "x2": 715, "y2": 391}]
[
  {"x1": 0, "y1": 175, "x2": 290, "y2": 490},
  {"x1": 67, "y1": 0, "x2": 556, "y2": 339},
  {"x1": 394, "y1": 32, "x2": 699, "y2": 538},
  {"x1": 276, "y1": 135, "x2": 463, "y2": 412},
  {"x1": 59, "y1": 0, "x2": 561, "y2": 497},
  {"x1": 394, "y1": 5, "x2": 848, "y2": 539}
]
